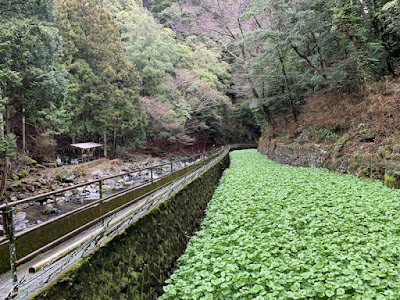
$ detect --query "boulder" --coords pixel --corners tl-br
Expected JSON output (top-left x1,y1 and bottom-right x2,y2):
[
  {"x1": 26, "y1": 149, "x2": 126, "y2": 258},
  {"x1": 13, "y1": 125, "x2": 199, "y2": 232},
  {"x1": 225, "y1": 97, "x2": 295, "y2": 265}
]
[
  {"x1": 55, "y1": 169, "x2": 75, "y2": 183},
  {"x1": 15, "y1": 212, "x2": 27, "y2": 223},
  {"x1": 26, "y1": 157, "x2": 37, "y2": 165},
  {"x1": 43, "y1": 204, "x2": 57, "y2": 215},
  {"x1": 10, "y1": 174, "x2": 19, "y2": 180},
  {"x1": 102, "y1": 184, "x2": 113, "y2": 193},
  {"x1": 31, "y1": 181, "x2": 42, "y2": 188},
  {"x1": 17, "y1": 169, "x2": 29, "y2": 179},
  {"x1": 44, "y1": 162, "x2": 57, "y2": 168},
  {"x1": 15, "y1": 223, "x2": 27, "y2": 231},
  {"x1": 91, "y1": 170, "x2": 105, "y2": 177}
]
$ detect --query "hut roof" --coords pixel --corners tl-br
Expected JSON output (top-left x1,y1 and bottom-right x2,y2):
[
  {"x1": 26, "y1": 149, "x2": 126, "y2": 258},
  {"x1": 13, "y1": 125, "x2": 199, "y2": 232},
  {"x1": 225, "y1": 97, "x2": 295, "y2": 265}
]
[{"x1": 70, "y1": 142, "x2": 103, "y2": 150}]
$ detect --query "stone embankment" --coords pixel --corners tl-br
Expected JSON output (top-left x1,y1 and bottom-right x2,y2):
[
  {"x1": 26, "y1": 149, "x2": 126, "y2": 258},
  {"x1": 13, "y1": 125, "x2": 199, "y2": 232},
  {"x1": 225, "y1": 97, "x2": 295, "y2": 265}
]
[{"x1": 259, "y1": 141, "x2": 400, "y2": 189}]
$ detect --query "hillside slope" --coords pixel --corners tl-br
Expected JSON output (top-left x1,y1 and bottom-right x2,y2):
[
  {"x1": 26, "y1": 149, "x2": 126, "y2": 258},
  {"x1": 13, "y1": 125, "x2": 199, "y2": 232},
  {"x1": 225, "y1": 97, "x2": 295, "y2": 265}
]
[{"x1": 259, "y1": 79, "x2": 400, "y2": 188}]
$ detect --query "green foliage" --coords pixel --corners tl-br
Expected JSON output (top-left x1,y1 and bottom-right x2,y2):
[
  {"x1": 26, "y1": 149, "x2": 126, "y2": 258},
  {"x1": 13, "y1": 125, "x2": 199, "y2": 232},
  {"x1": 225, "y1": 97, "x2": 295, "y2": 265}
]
[
  {"x1": 176, "y1": 40, "x2": 231, "y2": 90},
  {"x1": 55, "y1": 0, "x2": 146, "y2": 148},
  {"x1": 109, "y1": 0, "x2": 233, "y2": 144},
  {"x1": 0, "y1": 133, "x2": 16, "y2": 161},
  {"x1": 161, "y1": 150, "x2": 400, "y2": 299},
  {"x1": 0, "y1": 0, "x2": 68, "y2": 143},
  {"x1": 296, "y1": 126, "x2": 340, "y2": 144}
]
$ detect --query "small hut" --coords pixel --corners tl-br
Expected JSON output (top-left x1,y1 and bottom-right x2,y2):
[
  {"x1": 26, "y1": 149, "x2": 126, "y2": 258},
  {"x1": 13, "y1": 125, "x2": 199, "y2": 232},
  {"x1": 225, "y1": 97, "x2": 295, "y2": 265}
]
[{"x1": 70, "y1": 142, "x2": 103, "y2": 164}]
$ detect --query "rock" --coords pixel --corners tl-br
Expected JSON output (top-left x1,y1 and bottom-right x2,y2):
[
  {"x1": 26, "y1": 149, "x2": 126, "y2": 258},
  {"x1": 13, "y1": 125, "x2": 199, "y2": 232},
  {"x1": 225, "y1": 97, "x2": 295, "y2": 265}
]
[
  {"x1": 32, "y1": 181, "x2": 42, "y2": 188},
  {"x1": 110, "y1": 159, "x2": 120, "y2": 165},
  {"x1": 21, "y1": 203, "x2": 29, "y2": 210},
  {"x1": 101, "y1": 184, "x2": 113, "y2": 192},
  {"x1": 64, "y1": 191, "x2": 73, "y2": 197},
  {"x1": 36, "y1": 220, "x2": 43, "y2": 225},
  {"x1": 15, "y1": 223, "x2": 27, "y2": 231},
  {"x1": 15, "y1": 212, "x2": 27, "y2": 223},
  {"x1": 26, "y1": 157, "x2": 37, "y2": 165},
  {"x1": 10, "y1": 174, "x2": 19, "y2": 180},
  {"x1": 85, "y1": 185, "x2": 97, "y2": 193},
  {"x1": 57, "y1": 197, "x2": 67, "y2": 204},
  {"x1": 36, "y1": 164, "x2": 46, "y2": 169},
  {"x1": 17, "y1": 194, "x2": 25, "y2": 200},
  {"x1": 47, "y1": 199, "x2": 54, "y2": 204},
  {"x1": 117, "y1": 179, "x2": 126, "y2": 185},
  {"x1": 91, "y1": 170, "x2": 105, "y2": 177},
  {"x1": 10, "y1": 196, "x2": 18, "y2": 202},
  {"x1": 17, "y1": 169, "x2": 29, "y2": 179},
  {"x1": 43, "y1": 204, "x2": 57, "y2": 215},
  {"x1": 50, "y1": 185, "x2": 57, "y2": 191},
  {"x1": 44, "y1": 162, "x2": 57, "y2": 168},
  {"x1": 55, "y1": 169, "x2": 75, "y2": 183}
]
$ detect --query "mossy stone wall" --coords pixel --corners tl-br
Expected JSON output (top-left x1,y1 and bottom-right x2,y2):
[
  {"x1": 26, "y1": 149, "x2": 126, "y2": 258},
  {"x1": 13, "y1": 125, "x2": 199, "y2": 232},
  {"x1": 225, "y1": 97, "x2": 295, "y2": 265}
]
[
  {"x1": 32, "y1": 154, "x2": 229, "y2": 300},
  {"x1": 258, "y1": 142, "x2": 400, "y2": 188}
]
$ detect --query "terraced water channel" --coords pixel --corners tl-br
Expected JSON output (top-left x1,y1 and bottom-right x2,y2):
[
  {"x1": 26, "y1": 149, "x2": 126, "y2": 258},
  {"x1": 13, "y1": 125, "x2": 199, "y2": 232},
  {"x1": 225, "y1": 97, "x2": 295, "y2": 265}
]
[{"x1": 161, "y1": 149, "x2": 400, "y2": 299}]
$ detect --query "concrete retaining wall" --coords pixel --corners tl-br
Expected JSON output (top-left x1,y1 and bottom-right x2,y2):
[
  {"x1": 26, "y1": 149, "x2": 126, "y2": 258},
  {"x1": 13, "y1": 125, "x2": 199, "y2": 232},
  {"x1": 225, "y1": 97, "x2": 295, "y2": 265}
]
[{"x1": 31, "y1": 154, "x2": 230, "y2": 300}]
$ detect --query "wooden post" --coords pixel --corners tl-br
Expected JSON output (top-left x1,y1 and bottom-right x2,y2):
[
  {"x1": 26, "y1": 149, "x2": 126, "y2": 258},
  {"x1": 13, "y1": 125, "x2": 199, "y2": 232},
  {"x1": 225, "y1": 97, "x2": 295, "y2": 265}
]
[
  {"x1": 103, "y1": 132, "x2": 107, "y2": 158},
  {"x1": 99, "y1": 180, "x2": 103, "y2": 200},
  {"x1": 150, "y1": 168, "x2": 153, "y2": 183}
]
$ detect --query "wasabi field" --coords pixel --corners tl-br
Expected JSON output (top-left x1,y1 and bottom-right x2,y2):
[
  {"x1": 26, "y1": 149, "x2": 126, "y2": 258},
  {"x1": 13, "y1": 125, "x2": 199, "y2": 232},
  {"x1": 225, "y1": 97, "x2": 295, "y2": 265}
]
[{"x1": 160, "y1": 150, "x2": 400, "y2": 299}]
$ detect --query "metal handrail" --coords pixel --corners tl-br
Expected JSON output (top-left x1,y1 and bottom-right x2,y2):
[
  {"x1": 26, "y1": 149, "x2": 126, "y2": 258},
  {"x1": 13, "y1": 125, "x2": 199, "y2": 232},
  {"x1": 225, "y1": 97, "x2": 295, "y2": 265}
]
[
  {"x1": 0, "y1": 149, "x2": 219, "y2": 210},
  {"x1": 0, "y1": 146, "x2": 227, "y2": 292}
]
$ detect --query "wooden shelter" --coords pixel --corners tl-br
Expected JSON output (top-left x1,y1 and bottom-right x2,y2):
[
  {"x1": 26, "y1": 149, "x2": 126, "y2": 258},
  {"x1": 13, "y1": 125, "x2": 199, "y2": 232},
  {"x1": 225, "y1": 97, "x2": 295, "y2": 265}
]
[{"x1": 70, "y1": 142, "x2": 103, "y2": 163}]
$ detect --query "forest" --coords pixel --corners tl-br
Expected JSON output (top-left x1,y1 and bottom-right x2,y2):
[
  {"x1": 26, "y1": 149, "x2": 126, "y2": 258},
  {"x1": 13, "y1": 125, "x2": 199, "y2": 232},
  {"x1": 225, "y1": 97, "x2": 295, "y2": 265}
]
[{"x1": 1, "y1": 0, "x2": 399, "y2": 188}]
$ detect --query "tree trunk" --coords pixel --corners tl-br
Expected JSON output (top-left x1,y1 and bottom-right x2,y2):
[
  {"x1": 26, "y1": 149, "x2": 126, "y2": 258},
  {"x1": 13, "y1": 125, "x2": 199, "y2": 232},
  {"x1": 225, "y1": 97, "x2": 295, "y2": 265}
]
[
  {"x1": 22, "y1": 108, "x2": 26, "y2": 154},
  {"x1": 0, "y1": 89, "x2": 4, "y2": 140},
  {"x1": 6, "y1": 104, "x2": 10, "y2": 135},
  {"x1": 0, "y1": 159, "x2": 9, "y2": 203},
  {"x1": 279, "y1": 53, "x2": 298, "y2": 122},
  {"x1": 0, "y1": 113, "x2": 3, "y2": 140},
  {"x1": 0, "y1": 98, "x2": 9, "y2": 203},
  {"x1": 261, "y1": 82, "x2": 274, "y2": 127},
  {"x1": 103, "y1": 131, "x2": 107, "y2": 158},
  {"x1": 112, "y1": 129, "x2": 117, "y2": 158}
]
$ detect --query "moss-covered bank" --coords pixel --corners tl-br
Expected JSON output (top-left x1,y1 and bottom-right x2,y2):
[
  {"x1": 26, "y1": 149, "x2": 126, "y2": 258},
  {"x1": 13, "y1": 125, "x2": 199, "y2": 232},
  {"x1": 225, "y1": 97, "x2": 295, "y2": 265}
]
[
  {"x1": 258, "y1": 141, "x2": 400, "y2": 189},
  {"x1": 32, "y1": 154, "x2": 229, "y2": 300}
]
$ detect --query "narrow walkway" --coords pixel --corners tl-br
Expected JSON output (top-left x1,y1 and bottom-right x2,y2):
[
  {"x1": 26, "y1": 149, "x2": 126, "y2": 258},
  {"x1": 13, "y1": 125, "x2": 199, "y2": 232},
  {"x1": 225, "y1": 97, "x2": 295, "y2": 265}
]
[{"x1": 0, "y1": 152, "x2": 225, "y2": 300}]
